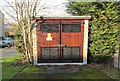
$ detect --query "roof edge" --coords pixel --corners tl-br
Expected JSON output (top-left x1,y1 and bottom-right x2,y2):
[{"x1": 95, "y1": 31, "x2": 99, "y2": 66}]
[{"x1": 35, "y1": 16, "x2": 91, "y2": 20}]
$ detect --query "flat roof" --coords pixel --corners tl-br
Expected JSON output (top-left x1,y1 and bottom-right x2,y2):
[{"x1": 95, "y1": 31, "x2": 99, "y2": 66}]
[{"x1": 35, "y1": 16, "x2": 91, "y2": 20}]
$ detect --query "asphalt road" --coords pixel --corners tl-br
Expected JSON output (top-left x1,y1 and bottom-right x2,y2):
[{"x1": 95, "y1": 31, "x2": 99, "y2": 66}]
[{"x1": 0, "y1": 47, "x2": 17, "y2": 60}]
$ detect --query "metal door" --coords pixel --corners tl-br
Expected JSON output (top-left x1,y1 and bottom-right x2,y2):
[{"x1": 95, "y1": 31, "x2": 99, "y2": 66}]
[
  {"x1": 38, "y1": 20, "x2": 60, "y2": 63},
  {"x1": 61, "y1": 20, "x2": 83, "y2": 62},
  {"x1": 38, "y1": 19, "x2": 83, "y2": 63}
]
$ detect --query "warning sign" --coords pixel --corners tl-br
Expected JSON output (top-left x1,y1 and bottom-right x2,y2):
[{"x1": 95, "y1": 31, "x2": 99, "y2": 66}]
[{"x1": 46, "y1": 33, "x2": 52, "y2": 41}]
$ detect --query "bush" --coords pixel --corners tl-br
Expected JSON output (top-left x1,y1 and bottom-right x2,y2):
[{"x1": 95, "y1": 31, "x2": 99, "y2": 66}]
[{"x1": 14, "y1": 28, "x2": 24, "y2": 53}]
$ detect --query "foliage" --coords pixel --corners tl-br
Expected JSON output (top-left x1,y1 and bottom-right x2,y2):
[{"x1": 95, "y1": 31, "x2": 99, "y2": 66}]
[
  {"x1": 66, "y1": 2, "x2": 120, "y2": 63},
  {"x1": 66, "y1": 2, "x2": 94, "y2": 16},
  {"x1": 14, "y1": 28, "x2": 24, "y2": 53}
]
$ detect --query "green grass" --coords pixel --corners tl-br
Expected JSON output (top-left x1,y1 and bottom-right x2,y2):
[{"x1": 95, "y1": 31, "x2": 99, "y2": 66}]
[
  {"x1": 20, "y1": 66, "x2": 44, "y2": 74},
  {"x1": 101, "y1": 67, "x2": 119, "y2": 79},
  {"x1": 1, "y1": 56, "x2": 117, "y2": 80},
  {"x1": 13, "y1": 66, "x2": 110, "y2": 79},
  {"x1": 2, "y1": 55, "x2": 23, "y2": 79}
]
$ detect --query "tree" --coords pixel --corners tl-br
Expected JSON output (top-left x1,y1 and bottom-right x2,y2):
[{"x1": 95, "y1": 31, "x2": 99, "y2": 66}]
[
  {"x1": 66, "y1": 2, "x2": 120, "y2": 63},
  {"x1": 0, "y1": 0, "x2": 48, "y2": 63},
  {"x1": 66, "y1": 2, "x2": 94, "y2": 16}
]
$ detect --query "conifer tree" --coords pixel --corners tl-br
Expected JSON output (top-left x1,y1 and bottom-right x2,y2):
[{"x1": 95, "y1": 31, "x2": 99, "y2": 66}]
[{"x1": 66, "y1": 2, "x2": 120, "y2": 63}]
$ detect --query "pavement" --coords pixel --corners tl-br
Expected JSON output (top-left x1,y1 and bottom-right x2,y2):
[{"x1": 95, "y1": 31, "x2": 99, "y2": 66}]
[{"x1": 0, "y1": 47, "x2": 17, "y2": 60}]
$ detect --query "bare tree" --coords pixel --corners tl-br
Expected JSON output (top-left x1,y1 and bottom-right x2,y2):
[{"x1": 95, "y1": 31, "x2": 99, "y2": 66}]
[
  {"x1": 0, "y1": 0, "x2": 67, "y2": 63},
  {"x1": 0, "y1": 0, "x2": 47, "y2": 63}
]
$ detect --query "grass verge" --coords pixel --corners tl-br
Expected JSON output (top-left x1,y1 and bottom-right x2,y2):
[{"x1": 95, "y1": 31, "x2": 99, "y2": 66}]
[
  {"x1": 87, "y1": 64, "x2": 119, "y2": 79},
  {"x1": 101, "y1": 67, "x2": 119, "y2": 79},
  {"x1": 13, "y1": 66, "x2": 110, "y2": 79},
  {"x1": 1, "y1": 55, "x2": 24, "y2": 80}
]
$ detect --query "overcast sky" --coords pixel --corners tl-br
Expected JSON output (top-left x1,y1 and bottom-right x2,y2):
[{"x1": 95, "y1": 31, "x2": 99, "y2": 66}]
[
  {"x1": 0, "y1": 0, "x2": 70, "y2": 23},
  {"x1": 34, "y1": 0, "x2": 70, "y2": 16},
  {"x1": 1, "y1": 0, "x2": 119, "y2": 23}
]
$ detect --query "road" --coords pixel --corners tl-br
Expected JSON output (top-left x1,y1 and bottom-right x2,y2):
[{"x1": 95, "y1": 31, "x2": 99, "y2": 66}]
[{"x1": 0, "y1": 47, "x2": 17, "y2": 60}]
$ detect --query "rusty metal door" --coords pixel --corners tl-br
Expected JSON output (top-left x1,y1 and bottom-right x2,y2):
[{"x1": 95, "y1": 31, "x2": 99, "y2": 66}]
[
  {"x1": 38, "y1": 19, "x2": 83, "y2": 63},
  {"x1": 61, "y1": 20, "x2": 83, "y2": 62},
  {"x1": 38, "y1": 20, "x2": 60, "y2": 63}
]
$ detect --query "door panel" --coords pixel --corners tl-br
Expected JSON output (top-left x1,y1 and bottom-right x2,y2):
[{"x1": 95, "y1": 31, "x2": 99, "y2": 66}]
[
  {"x1": 40, "y1": 47, "x2": 58, "y2": 62},
  {"x1": 41, "y1": 47, "x2": 50, "y2": 59},
  {"x1": 71, "y1": 47, "x2": 80, "y2": 61},
  {"x1": 62, "y1": 47, "x2": 71, "y2": 60},
  {"x1": 37, "y1": 20, "x2": 60, "y2": 47},
  {"x1": 61, "y1": 22, "x2": 82, "y2": 46},
  {"x1": 62, "y1": 47, "x2": 80, "y2": 62},
  {"x1": 50, "y1": 48, "x2": 58, "y2": 59},
  {"x1": 40, "y1": 24, "x2": 58, "y2": 32},
  {"x1": 62, "y1": 24, "x2": 81, "y2": 32}
]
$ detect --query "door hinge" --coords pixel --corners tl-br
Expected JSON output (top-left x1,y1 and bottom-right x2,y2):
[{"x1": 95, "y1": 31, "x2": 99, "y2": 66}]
[{"x1": 81, "y1": 22, "x2": 85, "y2": 24}]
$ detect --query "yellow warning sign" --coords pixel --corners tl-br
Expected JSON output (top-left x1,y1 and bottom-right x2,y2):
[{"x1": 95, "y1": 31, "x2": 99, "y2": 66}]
[{"x1": 46, "y1": 33, "x2": 52, "y2": 41}]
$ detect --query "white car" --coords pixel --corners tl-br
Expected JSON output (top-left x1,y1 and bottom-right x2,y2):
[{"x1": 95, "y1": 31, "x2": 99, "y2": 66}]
[
  {"x1": 0, "y1": 39, "x2": 8, "y2": 48},
  {"x1": 3, "y1": 37, "x2": 14, "y2": 47}
]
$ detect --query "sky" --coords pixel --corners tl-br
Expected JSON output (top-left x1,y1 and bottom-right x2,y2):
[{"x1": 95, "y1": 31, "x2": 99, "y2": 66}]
[
  {"x1": 0, "y1": 0, "x2": 70, "y2": 23},
  {"x1": 34, "y1": 0, "x2": 70, "y2": 16},
  {"x1": 1, "y1": 0, "x2": 119, "y2": 23},
  {"x1": 38, "y1": 0, "x2": 68, "y2": 16}
]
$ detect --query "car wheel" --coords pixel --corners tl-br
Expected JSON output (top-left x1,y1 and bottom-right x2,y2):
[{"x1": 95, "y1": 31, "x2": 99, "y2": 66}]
[
  {"x1": 7, "y1": 43, "x2": 11, "y2": 48},
  {"x1": 2, "y1": 46, "x2": 5, "y2": 48}
]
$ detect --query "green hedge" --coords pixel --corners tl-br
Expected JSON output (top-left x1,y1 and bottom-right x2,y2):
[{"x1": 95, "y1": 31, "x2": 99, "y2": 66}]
[{"x1": 66, "y1": 2, "x2": 120, "y2": 63}]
